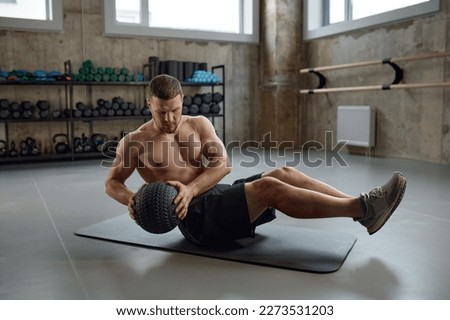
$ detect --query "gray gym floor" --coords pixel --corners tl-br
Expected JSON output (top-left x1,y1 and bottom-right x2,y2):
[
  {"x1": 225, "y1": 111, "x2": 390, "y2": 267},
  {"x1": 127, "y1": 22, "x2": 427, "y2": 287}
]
[{"x1": 1, "y1": 149, "x2": 449, "y2": 300}]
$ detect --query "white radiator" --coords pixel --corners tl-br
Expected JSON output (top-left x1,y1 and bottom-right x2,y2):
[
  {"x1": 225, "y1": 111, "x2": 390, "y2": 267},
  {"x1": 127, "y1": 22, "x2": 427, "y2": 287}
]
[{"x1": 337, "y1": 106, "x2": 376, "y2": 147}]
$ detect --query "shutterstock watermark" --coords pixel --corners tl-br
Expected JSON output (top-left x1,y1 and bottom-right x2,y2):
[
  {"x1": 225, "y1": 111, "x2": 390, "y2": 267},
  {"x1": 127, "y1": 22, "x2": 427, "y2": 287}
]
[
  {"x1": 226, "y1": 132, "x2": 348, "y2": 168},
  {"x1": 100, "y1": 131, "x2": 348, "y2": 169}
]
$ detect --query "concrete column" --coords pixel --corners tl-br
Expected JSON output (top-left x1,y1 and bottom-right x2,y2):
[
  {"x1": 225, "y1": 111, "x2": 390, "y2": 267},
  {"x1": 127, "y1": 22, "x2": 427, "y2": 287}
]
[{"x1": 258, "y1": 0, "x2": 303, "y2": 147}]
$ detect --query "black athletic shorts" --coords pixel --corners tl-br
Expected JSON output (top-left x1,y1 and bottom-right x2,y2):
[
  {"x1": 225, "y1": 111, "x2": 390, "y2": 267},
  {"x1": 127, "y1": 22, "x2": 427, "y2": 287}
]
[{"x1": 178, "y1": 173, "x2": 276, "y2": 246}]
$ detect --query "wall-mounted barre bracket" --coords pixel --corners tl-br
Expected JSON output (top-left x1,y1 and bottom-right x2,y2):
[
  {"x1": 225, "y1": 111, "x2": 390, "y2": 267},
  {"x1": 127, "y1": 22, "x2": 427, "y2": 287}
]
[
  {"x1": 308, "y1": 69, "x2": 327, "y2": 89},
  {"x1": 382, "y1": 58, "x2": 404, "y2": 85}
]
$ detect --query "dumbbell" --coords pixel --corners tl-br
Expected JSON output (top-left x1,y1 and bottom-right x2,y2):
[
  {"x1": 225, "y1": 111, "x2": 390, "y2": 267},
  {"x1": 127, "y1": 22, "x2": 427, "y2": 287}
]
[
  {"x1": 105, "y1": 67, "x2": 113, "y2": 75},
  {"x1": 183, "y1": 96, "x2": 192, "y2": 106},
  {"x1": 103, "y1": 100, "x2": 112, "y2": 109},
  {"x1": 51, "y1": 109, "x2": 64, "y2": 119},
  {"x1": 0, "y1": 99, "x2": 11, "y2": 119},
  {"x1": 106, "y1": 109, "x2": 116, "y2": 117},
  {"x1": 36, "y1": 100, "x2": 50, "y2": 111},
  {"x1": 9, "y1": 102, "x2": 21, "y2": 119},
  {"x1": 95, "y1": 106, "x2": 108, "y2": 117},
  {"x1": 120, "y1": 101, "x2": 129, "y2": 111},
  {"x1": 19, "y1": 137, "x2": 40, "y2": 157},
  {"x1": 113, "y1": 96, "x2": 124, "y2": 105},
  {"x1": 189, "y1": 104, "x2": 199, "y2": 115},
  {"x1": 111, "y1": 101, "x2": 120, "y2": 111},
  {"x1": 128, "y1": 102, "x2": 137, "y2": 111},
  {"x1": 75, "y1": 101, "x2": 88, "y2": 112},
  {"x1": 132, "y1": 108, "x2": 141, "y2": 116},
  {"x1": 97, "y1": 98, "x2": 105, "y2": 107},
  {"x1": 192, "y1": 94, "x2": 202, "y2": 105},
  {"x1": 0, "y1": 99, "x2": 10, "y2": 109},
  {"x1": 141, "y1": 108, "x2": 151, "y2": 117},
  {"x1": 201, "y1": 93, "x2": 212, "y2": 104},
  {"x1": 69, "y1": 109, "x2": 82, "y2": 118},
  {"x1": 124, "y1": 102, "x2": 136, "y2": 116},
  {"x1": 213, "y1": 92, "x2": 223, "y2": 103},
  {"x1": 83, "y1": 107, "x2": 93, "y2": 117},
  {"x1": 82, "y1": 60, "x2": 93, "y2": 69},
  {"x1": 21, "y1": 101, "x2": 35, "y2": 119},
  {"x1": 200, "y1": 103, "x2": 211, "y2": 114},
  {"x1": 39, "y1": 109, "x2": 50, "y2": 119},
  {"x1": 74, "y1": 133, "x2": 92, "y2": 153},
  {"x1": 0, "y1": 108, "x2": 10, "y2": 119},
  {"x1": 210, "y1": 103, "x2": 221, "y2": 114},
  {"x1": 75, "y1": 101, "x2": 93, "y2": 117}
]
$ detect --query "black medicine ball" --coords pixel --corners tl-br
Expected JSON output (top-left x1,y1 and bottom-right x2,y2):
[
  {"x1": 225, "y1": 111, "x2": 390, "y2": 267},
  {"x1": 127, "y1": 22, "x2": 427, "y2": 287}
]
[{"x1": 133, "y1": 182, "x2": 179, "y2": 234}]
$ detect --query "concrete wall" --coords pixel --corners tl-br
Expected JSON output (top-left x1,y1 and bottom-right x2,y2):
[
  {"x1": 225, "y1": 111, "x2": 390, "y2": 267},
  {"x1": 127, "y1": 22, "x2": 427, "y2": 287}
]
[
  {"x1": 302, "y1": 2, "x2": 450, "y2": 164},
  {"x1": 1, "y1": 0, "x2": 450, "y2": 164}
]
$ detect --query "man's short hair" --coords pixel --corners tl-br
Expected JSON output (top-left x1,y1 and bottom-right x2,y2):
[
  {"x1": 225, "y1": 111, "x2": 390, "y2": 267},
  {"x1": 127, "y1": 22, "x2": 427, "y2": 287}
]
[{"x1": 148, "y1": 74, "x2": 183, "y2": 100}]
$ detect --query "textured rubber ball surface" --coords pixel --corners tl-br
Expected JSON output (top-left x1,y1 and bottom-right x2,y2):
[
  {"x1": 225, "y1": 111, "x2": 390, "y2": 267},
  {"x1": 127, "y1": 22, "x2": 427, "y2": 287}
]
[{"x1": 133, "y1": 182, "x2": 179, "y2": 234}]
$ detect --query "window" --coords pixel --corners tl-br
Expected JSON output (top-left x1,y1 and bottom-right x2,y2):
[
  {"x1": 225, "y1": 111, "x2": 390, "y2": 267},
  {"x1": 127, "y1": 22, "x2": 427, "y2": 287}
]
[
  {"x1": 104, "y1": 0, "x2": 259, "y2": 44},
  {"x1": 305, "y1": 0, "x2": 441, "y2": 40},
  {"x1": 0, "y1": 0, "x2": 63, "y2": 32}
]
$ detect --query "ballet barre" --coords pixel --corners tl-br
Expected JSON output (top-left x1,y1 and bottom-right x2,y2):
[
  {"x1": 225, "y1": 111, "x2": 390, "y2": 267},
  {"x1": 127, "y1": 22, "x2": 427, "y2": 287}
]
[{"x1": 300, "y1": 51, "x2": 450, "y2": 94}]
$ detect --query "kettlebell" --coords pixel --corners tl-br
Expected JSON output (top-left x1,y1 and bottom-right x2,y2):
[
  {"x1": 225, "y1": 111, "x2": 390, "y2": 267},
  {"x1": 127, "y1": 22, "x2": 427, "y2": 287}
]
[
  {"x1": 0, "y1": 140, "x2": 7, "y2": 157},
  {"x1": 9, "y1": 141, "x2": 18, "y2": 157},
  {"x1": 53, "y1": 133, "x2": 70, "y2": 154},
  {"x1": 73, "y1": 136, "x2": 83, "y2": 153},
  {"x1": 28, "y1": 137, "x2": 40, "y2": 156},
  {"x1": 91, "y1": 133, "x2": 108, "y2": 153},
  {"x1": 19, "y1": 139, "x2": 30, "y2": 157}
]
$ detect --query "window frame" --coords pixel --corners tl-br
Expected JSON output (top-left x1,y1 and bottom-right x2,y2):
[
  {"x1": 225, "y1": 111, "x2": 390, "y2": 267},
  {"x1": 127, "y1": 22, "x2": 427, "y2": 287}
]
[
  {"x1": 0, "y1": 0, "x2": 63, "y2": 32},
  {"x1": 103, "y1": 0, "x2": 260, "y2": 44},
  {"x1": 304, "y1": 0, "x2": 441, "y2": 40}
]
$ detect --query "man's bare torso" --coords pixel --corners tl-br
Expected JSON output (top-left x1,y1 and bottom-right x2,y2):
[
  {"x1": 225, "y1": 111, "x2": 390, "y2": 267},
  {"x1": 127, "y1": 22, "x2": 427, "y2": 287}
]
[{"x1": 129, "y1": 116, "x2": 206, "y2": 184}]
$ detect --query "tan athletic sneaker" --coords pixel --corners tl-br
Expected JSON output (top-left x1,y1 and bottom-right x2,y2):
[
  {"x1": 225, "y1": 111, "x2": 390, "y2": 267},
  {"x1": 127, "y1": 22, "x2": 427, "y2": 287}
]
[{"x1": 358, "y1": 172, "x2": 407, "y2": 235}]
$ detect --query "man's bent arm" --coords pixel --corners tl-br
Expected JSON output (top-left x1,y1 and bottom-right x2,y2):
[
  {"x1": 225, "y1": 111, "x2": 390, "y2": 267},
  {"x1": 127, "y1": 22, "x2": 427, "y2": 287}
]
[
  {"x1": 105, "y1": 177, "x2": 135, "y2": 206},
  {"x1": 105, "y1": 135, "x2": 139, "y2": 206},
  {"x1": 187, "y1": 117, "x2": 231, "y2": 196}
]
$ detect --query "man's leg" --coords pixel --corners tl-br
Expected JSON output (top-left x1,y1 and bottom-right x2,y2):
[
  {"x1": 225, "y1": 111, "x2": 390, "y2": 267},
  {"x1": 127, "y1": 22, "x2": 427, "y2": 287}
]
[
  {"x1": 262, "y1": 167, "x2": 352, "y2": 199},
  {"x1": 244, "y1": 176, "x2": 362, "y2": 223},
  {"x1": 245, "y1": 171, "x2": 407, "y2": 235}
]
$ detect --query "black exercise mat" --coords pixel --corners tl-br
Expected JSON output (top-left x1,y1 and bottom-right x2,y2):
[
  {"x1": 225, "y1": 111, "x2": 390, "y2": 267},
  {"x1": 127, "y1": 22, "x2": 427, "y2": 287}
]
[{"x1": 75, "y1": 214, "x2": 357, "y2": 273}]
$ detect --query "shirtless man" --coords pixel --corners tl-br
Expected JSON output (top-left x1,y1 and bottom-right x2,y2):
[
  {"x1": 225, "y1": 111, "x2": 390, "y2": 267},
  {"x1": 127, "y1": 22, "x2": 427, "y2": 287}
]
[{"x1": 105, "y1": 74, "x2": 407, "y2": 245}]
